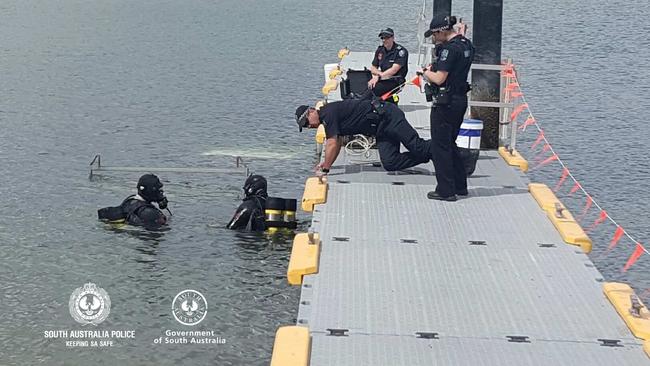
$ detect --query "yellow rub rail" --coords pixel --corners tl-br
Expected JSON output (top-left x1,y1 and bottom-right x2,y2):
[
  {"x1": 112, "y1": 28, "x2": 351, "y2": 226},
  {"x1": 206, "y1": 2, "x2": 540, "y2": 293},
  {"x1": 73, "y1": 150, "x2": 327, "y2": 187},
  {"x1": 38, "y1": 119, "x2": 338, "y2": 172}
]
[
  {"x1": 603, "y1": 282, "x2": 650, "y2": 340},
  {"x1": 287, "y1": 232, "x2": 321, "y2": 285},
  {"x1": 301, "y1": 176, "x2": 328, "y2": 212},
  {"x1": 528, "y1": 183, "x2": 592, "y2": 253},
  {"x1": 498, "y1": 146, "x2": 528, "y2": 172},
  {"x1": 270, "y1": 326, "x2": 311, "y2": 366}
]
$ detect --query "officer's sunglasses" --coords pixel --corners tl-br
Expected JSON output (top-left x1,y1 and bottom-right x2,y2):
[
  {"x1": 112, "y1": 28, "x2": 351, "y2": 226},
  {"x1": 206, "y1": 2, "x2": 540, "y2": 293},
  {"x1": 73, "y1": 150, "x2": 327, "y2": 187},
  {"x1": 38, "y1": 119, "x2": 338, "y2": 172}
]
[{"x1": 379, "y1": 35, "x2": 393, "y2": 40}]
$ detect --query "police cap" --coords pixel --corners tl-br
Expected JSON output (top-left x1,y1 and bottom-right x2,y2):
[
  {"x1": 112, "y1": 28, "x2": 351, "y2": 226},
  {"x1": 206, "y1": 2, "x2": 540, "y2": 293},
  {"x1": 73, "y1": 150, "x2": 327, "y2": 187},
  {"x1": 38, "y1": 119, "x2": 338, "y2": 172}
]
[
  {"x1": 378, "y1": 28, "x2": 394, "y2": 38},
  {"x1": 424, "y1": 15, "x2": 456, "y2": 37},
  {"x1": 295, "y1": 105, "x2": 310, "y2": 132}
]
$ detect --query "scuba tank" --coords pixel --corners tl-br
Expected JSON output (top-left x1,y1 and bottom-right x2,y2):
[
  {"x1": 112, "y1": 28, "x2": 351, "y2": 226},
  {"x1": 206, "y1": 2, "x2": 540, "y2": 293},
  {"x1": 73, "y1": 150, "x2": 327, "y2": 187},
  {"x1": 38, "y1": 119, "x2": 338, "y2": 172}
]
[
  {"x1": 265, "y1": 197, "x2": 286, "y2": 227},
  {"x1": 98, "y1": 205, "x2": 126, "y2": 223},
  {"x1": 283, "y1": 199, "x2": 298, "y2": 229},
  {"x1": 265, "y1": 197, "x2": 298, "y2": 229}
]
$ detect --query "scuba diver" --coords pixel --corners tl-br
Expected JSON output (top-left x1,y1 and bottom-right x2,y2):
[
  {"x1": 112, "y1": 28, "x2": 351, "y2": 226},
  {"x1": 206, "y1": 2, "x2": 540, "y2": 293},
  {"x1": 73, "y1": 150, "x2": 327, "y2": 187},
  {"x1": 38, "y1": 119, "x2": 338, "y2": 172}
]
[
  {"x1": 227, "y1": 174, "x2": 267, "y2": 231},
  {"x1": 98, "y1": 174, "x2": 169, "y2": 230},
  {"x1": 227, "y1": 174, "x2": 298, "y2": 231}
]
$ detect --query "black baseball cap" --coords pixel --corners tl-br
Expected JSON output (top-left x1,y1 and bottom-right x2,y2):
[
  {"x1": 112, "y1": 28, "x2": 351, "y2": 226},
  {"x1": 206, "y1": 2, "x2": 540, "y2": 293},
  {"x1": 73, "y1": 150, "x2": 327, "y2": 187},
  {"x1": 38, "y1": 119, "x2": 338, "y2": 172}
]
[
  {"x1": 295, "y1": 105, "x2": 310, "y2": 132},
  {"x1": 424, "y1": 15, "x2": 453, "y2": 37},
  {"x1": 378, "y1": 28, "x2": 394, "y2": 38}
]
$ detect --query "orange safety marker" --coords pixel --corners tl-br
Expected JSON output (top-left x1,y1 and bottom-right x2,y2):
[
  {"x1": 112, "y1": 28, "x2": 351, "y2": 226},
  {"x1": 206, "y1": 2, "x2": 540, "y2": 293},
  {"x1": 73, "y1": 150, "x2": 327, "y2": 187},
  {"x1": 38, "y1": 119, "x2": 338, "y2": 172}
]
[
  {"x1": 608, "y1": 226, "x2": 625, "y2": 251},
  {"x1": 531, "y1": 131, "x2": 545, "y2": 150},
  {"x1": 623, "y1": 243, "x2": 645, "y2": 272},
  {"x1": 532, "y1": 154, "x2": 558, "y2": 170},
  {"x1": 576, "y1": 195, "x2": 593, "y2": 223},
  {"x1": 519, "y1": 117, "x2": 536, "y2": 131},
  {"x1": 586, "y1": 210, "x2": 608, "y2": 233},
  {"x1": 510, "y1": 103, "x2": 528, "y2": 121},
  {"x1": 553, "y1": 168, "x2": 570, "y2": 192},
  {"x1": 568, "y1": 181, "x2": 582, "y2": 196},
  {"x1": 411, "y1": 75, "x2": 422, "y2": 88},
  {"x1": 505, "y1": 82, "x2": 519, "y2": 92}
]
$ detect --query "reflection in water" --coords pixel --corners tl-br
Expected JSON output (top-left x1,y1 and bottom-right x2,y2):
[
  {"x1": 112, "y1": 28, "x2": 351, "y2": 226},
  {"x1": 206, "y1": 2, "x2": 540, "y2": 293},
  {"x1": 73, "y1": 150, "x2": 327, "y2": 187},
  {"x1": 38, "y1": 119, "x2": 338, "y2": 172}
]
[{"x1": 102, "y1": 222, "x2": 168, "y2": 242}]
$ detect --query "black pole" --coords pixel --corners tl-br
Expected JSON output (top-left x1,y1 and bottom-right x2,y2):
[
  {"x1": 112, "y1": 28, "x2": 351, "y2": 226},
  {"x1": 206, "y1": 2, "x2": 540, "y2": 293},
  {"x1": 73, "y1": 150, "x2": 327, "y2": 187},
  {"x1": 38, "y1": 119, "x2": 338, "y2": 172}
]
[
  {"x1": 433, "y1": 0, "x2": 452, "y2": 17},
  {"x1": 471, "y1": 0, "x2": 503, "y2": 149}
]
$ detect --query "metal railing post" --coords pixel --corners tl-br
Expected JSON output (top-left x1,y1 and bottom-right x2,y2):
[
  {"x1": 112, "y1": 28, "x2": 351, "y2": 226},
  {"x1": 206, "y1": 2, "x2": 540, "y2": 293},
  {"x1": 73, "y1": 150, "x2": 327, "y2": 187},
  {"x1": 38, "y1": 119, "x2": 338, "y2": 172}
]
[
  {"x1": 498, "y1": 61, "x2": 509, "y2": 148},
  {"x1": 508, "y1": 59, "x2": 518, "y2": 152}
]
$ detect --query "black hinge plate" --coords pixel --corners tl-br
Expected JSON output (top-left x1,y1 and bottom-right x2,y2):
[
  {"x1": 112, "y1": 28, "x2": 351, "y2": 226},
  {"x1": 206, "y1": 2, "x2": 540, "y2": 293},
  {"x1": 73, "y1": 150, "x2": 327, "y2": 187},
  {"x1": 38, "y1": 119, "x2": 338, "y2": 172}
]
[
  {"x1": 326, "y1": 328, "x2": 349, "y2": 337},
  {"x1": 415, "y1": 332, "x2": 439, "y2": 339},
  {"x1": 506, "y1": 335, "x2": 530, "y2": 343},
  {"x1": 598, "y1": 338, "x2": 622, "y2": 347}
]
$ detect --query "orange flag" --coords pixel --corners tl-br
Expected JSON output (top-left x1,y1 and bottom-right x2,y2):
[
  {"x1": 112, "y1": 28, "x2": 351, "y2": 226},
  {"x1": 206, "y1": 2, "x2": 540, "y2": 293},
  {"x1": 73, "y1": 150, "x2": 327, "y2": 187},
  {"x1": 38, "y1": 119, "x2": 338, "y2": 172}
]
[
  {"x1": 518, "y1": 117, "x2": 536, "y2": 131},
  {"x1": 532, "y1": 154, "x2": 558, "y2": 170},
  {"x1": 505, "y1": 82, "x2": 519, "y2": 92},
  {"x1": 622, "y1": 243, "x2": 645, "y2": 272},
  {"x1": 530, "y1": 131, "x2": 545, "y2": 150},
  {"x1": 608, "y1": 226, "x2": 625, "y2": 251},
  {"x1": 586, "y1": 210, "x2": 607, "y2": 232},
  {"x1": 553, "y1": 168, "x2": 570, "y2": 192},
  {"x1": 510, "y1": 103, "x2": 528, "y2": 121},
  {"x1": 411, "y1": 75, "x2": 422, "y2": 88},
  {"x1": 576, "y1": 195, "x2": 593, "y2": 223}
]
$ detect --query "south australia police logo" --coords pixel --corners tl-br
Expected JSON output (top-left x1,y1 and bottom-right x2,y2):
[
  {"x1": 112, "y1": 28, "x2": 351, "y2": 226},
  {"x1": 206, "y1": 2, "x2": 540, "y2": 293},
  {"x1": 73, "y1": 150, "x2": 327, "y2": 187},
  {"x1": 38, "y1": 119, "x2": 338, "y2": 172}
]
[
  {"x1": 69, "y1": 283, "x2": 111, "y2": 325},
  {"x1": 172, "y1": 290, "x2": 207, "y2": 326}
]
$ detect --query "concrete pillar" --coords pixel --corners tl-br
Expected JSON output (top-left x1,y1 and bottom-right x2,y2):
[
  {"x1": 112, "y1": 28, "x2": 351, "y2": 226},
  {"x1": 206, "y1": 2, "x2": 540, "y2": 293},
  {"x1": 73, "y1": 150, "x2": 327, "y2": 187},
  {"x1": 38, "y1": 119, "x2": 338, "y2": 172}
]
[{"x1": 471, "y1": 0, "x2": 503, "y2": 149}]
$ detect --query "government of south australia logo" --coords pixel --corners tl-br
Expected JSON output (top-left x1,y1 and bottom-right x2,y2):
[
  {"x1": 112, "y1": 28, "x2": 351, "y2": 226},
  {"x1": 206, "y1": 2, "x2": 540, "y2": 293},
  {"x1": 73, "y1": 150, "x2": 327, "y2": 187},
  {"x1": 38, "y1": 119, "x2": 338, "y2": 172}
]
[
  {"x1": 69, "y1": 282, "x2": 111, "y2": 325},
  {"x1": 172, "y1": 290, "x2": 207, "y2": 326}
]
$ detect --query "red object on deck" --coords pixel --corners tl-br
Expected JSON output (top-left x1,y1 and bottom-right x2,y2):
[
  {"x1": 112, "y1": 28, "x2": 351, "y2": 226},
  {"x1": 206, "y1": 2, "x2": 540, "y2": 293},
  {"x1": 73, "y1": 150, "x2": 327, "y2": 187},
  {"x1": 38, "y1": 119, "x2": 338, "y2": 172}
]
[{"x1": 411, "y1": 76, "x2": 421, "y2": 88}]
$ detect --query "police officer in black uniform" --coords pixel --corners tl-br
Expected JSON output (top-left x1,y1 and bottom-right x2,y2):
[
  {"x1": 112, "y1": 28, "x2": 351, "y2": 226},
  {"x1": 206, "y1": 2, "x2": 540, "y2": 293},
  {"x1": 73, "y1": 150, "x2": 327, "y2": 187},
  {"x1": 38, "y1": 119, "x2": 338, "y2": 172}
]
[
  {"x1": 226, "y1": 174, "x2": 267, "y2": 231},
  {"x1": 295, "y1": 99, "x2": 430, "y2": 174},
  {"x1": 421, "y1": 15, "x2": 475, "y2": 201},
  {"x1": 97, "y1": 173, "x2": 169, "y2": 229},
  {"x1": 368, "y1": 28, "x2": 409, "y2": 100}
]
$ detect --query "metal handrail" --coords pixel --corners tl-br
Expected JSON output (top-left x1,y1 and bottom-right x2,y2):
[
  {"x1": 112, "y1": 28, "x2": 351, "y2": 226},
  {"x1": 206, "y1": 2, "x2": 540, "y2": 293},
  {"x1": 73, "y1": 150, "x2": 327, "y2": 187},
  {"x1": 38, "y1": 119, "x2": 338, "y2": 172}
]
[
  {"x1": 466, "y1": 60, "x2": 517, "y2": 151},
  {"x1": 88, "y1": 154, "x2": 250, "y2": 179}
]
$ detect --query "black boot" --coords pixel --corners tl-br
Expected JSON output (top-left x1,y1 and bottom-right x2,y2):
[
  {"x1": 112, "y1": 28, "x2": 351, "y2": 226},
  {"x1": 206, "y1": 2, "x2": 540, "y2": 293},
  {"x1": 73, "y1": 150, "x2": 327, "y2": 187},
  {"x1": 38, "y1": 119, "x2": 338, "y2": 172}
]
[{"x1": 427, "y1": 191, "x2": 457, "y2": 201}]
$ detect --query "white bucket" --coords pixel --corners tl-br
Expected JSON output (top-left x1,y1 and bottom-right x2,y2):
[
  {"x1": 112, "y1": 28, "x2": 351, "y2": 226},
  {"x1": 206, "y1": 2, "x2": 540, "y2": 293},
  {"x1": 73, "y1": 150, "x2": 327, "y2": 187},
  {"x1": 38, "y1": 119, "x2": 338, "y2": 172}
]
[
  {"x1": 323, "y1": 63, "x2": 339, "y2": 82},
  {"x1": 456, "y1": 118, "x2": 483, "y2": 150}
]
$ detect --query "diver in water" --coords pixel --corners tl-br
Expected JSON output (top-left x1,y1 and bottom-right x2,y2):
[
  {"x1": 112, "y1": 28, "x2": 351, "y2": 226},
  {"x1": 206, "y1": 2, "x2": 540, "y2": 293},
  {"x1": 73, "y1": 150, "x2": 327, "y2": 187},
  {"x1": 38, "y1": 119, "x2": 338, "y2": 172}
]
[
  {"x1": 98, "y1": 174, "x2": 169, "y2": 230},
  {"x1": 226, "y1": 174, "x2": 267, "y2": 231}
]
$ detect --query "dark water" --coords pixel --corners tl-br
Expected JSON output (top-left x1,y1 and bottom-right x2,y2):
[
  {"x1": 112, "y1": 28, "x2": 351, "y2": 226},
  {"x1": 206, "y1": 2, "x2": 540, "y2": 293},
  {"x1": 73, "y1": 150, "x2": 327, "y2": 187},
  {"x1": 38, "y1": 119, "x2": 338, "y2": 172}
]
[{"x1": 1, "y1": 0, "x2": 648, "y2": 364}]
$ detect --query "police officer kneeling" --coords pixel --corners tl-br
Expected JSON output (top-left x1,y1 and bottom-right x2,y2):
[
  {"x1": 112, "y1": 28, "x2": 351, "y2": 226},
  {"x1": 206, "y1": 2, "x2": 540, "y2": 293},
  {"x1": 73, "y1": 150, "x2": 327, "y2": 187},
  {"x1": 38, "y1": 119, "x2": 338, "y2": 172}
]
[
  {"x1": 421, "y1": 15, "x2": 475, "y2": 201},
  {"x1": 295, "y1": 99, "x2": 430, "y2": 174},
  {"x1": 98, "y1": 174, "x2": 169, "y2": 229}
]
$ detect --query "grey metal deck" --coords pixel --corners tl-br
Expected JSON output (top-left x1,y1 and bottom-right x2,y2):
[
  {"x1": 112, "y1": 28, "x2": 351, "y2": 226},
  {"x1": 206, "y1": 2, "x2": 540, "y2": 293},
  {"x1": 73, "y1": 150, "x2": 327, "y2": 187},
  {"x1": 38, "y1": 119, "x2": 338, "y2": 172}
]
[{"x1": 296, "y1": 52, "x2": 648, "y2": 365}]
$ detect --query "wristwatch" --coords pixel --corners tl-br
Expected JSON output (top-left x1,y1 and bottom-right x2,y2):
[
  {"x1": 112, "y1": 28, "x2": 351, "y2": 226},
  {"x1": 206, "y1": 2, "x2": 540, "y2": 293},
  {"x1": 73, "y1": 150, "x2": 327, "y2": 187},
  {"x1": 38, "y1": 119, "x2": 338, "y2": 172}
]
[{"x1": 321, "y1": 168, "x2": 330, "y2": 173}]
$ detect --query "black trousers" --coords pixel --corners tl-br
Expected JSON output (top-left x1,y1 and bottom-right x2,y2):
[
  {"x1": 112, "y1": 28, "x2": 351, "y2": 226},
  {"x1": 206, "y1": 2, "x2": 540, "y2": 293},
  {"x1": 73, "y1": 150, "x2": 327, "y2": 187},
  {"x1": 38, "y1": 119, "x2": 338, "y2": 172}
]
[
  {"x1": 377, "y1": 104, "x2": 431, "y2": 171},
  {"x1": 372, "y1": 78, "x2": 404, "y2": 103},
  {"x1": 430, "y1": 98, "x2": 468, "y2": 197}
]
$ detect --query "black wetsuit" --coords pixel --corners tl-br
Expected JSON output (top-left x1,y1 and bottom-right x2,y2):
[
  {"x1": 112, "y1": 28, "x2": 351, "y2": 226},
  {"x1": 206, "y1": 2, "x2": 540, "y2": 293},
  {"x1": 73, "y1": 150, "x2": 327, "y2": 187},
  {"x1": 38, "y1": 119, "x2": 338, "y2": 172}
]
[
  {"x1": 226, "y1": 196, "x2": 266, "y2": 231},
  {"x1": 120, "y1": 195, "x2": 167, "y2": 229}
]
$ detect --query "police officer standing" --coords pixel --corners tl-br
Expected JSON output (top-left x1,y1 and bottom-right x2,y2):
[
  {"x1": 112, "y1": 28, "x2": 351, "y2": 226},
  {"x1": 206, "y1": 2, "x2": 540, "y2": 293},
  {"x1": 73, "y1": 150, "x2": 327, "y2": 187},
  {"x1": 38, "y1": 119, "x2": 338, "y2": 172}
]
[
  {"x1": 368, "y1": 28, "x2": 409, "y2": 100},
  {"x1": 295, "y1": 99, "x2": 430, "y2": 174},
  {"x1": 421, "y1": 15, "x2": 474, "y2": 201}
]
